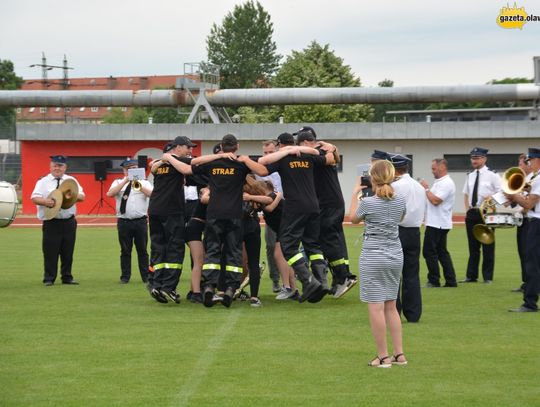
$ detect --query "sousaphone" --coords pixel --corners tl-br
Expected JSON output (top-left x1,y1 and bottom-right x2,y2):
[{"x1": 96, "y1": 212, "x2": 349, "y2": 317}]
[{"x1": 58, "y1": 179, "x2": 79, "y2": 209}]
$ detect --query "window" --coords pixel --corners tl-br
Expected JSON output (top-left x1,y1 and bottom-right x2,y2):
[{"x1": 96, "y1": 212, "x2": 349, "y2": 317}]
[
  {"x1": 64, "y1": 107, "x2": 72, "y2": 113},
  {"x1": 16, "y1": 108, "x2": 21, "y2": 113},
  {"x1": 121, "y1": 107, "x2": 128, "y2": 112},
  {"x1": 107, "y1": 107, "x2": 112, "y2": 111},
  {"x1": 40, "y1": 107, "x2": 47, "y2": 113},
  {"x1": 79, "y1": 107, "x2": 86, "y2": 112},
  {"x1": 55, "y1": 107, "x2": 61, "y2": 112},
  {"x1": 444, "y1": 154, "x2": 520, "y2": 172},
  {"x1": 29, "y1": 107, "x2": 35, "y2": 113},
  {"x1": 91, "y1": 107, "x2": 99, "y2": 112},
  {"x1": 63, "y1": 156, "x2": 127, "y2": 174}
]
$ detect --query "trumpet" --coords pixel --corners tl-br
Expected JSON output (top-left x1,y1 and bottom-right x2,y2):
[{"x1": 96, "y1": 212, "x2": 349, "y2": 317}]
[{"x1": 132, "y1": 179, "x2": 142, "y2": 191}]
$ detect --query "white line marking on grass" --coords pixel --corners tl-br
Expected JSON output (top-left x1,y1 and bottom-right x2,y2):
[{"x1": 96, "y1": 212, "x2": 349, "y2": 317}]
[{"x1": 173, "y1": 310, "x2": 241, "y2": 407}]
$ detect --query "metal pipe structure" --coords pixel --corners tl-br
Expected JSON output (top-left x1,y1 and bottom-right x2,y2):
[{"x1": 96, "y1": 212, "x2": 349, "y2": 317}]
[{"x1": 0, "y1": 84, "x2": 539, "y2": 107}]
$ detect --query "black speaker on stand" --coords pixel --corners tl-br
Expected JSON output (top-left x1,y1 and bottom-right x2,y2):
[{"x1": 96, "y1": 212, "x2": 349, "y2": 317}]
[
  {"x1": 137, "y1": 155, "x2": 148, "y2": 171},
  {"x1": 88, "y1": 161, "x2": 115, "y2": 215}
]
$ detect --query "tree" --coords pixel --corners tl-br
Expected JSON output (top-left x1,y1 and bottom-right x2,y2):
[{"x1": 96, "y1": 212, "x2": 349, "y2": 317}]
[
  {"x1": 0, "y1": 59, "x2": 23, "y2": 139},
  {"x1": 206, "y1": 0, "x2": 281, "y2": 89},
  {"x1": 270, "y1": 41, "x2": 372, "y2": 123}
]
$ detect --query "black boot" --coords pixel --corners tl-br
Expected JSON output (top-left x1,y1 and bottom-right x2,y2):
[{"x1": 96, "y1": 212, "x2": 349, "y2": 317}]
[{"x1": 294, "y1": 262, "x2": 323, "y2": 303}]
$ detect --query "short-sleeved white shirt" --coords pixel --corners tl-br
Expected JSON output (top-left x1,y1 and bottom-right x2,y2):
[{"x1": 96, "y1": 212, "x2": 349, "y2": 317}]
[{"x1": 425, "y1": 174, "x2": 455, "y2": 229}]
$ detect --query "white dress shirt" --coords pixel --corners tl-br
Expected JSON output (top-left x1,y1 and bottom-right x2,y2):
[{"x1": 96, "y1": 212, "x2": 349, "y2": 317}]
[
  {"x1": 392, "y1": 173, "x2": 426, "y2": 227},
  {"x1": 184, "y1": 185, "x2": 198, "y2": 201},
  {"x1": 425, "y1": 174, "x2": 455, "y2": 229},
  {"x1": 31, "y1": 174, "x2": 85, "y2": 221},
  {"x1": 527, "y1": 174, "x2": 540, "y2": 219},
  {"x1": 109, "y1": 178, "x2": 152, "y2": 219},
  {"x1": 462, "y1": 166, "x2": 501, "y2": 208},
  {"x1": 255, "y1": 172, "x2": 283, "y2": 195}
]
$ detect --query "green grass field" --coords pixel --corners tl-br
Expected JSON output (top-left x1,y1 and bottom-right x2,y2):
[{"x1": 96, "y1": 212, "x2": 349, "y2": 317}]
[{"x1": 0, "y1": 225, "x2": 538, "y2": 407}]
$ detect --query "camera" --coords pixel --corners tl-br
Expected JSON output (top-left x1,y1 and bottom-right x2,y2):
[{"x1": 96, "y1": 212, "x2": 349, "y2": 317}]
[{"x1": 361, "y1": 175, "x2": 372, "y2": 189}]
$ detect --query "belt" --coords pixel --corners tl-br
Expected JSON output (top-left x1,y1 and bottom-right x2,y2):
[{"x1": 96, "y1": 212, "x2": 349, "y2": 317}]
[
  {"x1": 119, "y1": 216, "x2": 147, "y2": 221},
  {"x1": 47, "y1": 216, "x2": 74, "y2": 222}
]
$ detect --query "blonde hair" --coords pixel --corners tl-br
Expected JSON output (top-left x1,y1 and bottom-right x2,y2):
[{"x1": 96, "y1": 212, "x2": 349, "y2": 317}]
[
  {"x1": 243, "y1": 174, "x2": 268, "y2": 196},
  {"x1": 369, "y1": 160, "x2": 395, "y2": 200}
]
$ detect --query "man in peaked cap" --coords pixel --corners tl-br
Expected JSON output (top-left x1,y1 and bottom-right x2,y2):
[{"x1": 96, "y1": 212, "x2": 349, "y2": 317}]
[
  {"x1": 461, "y1": 147, "x2": 502, "y2": 284},
  {"x1": 371, "y1": 150, "x2": 390, "y2": 161},
  {"x1": 506, "y1": 147, "x2": 540, "y2": 312},
  {"x1": 31, "y1": 155, "x2": 85, "y2": 286},
  {"x1": 390, "y1": 153, "x2": 426, "y2": 322},
  {"x1": 106, "y1": 158, "x2": 153, "y2": 284}
]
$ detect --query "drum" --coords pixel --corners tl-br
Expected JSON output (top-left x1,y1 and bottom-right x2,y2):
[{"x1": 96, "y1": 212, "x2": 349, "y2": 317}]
[
  {"x1": 484, "y1": 212, "x2": 521, "y2": 228},
  {"x1": 0, "y1": 181, "x2": 18, "y2": 228}
]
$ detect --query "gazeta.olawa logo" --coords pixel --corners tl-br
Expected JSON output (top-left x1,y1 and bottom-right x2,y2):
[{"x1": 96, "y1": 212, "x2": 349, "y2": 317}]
[{"x1": 497, "y1": 2, "x2": 540, "y2": 29}]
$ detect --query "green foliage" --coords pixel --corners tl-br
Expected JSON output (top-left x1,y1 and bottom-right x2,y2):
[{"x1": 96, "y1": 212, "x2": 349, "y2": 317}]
[
  {"x1": 0, "y1": 226, "x2": 537, "y2": 406},
  {"x1": 101, "y1": 107, "x2": 149, "y2": 124},
  {"x1": 0, "y1": 59, "x2": 23, "y2": 139},
  {"x1": 150, "y1": 107, "x2": 187, "y2": 124},
  {"x1": 206, "y1": 0, "x2": 281, "y2": 89},
  {"x1": 271, "y1": 41, "x2": 372, "y2": 123}
]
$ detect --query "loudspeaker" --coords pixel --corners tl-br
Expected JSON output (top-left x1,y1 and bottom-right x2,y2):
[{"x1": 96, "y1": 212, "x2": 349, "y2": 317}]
[
  {"x1": 94, "y1": 161, "x2": 107, "y2": 181},
  {"x1": 137, "y1": 155, "x2": 147, "y2": 170}
]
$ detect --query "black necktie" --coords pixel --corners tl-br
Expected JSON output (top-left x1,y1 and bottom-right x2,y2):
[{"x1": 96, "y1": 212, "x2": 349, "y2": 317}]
[
  {"x1": 56, "y1": 178, "x2": 61, "y2": 189},
  {"x1": 471, "y1": 170, "x2": 479, "y2": 207},
  {"x1": 120, "y1": 182, "x2": 132, "y2": 214}
]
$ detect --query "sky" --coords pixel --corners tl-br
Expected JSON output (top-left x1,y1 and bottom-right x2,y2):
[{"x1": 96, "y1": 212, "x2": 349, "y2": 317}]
[{"x1": 2, "y1": 0, "x2": 539, "y2": 87}]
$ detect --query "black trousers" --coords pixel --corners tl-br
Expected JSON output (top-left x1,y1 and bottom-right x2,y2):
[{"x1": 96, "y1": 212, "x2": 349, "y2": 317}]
[
  {"x1": 423, "y1": 226, "x2": 457, "y2": 286},
  {"x1": 202, "y1": 218, "x2": 243, "y2": 290},
  {"x1": 244, "y1": 217, "x2": 261, "y2": 297},
  {"x1": 265, "y1": 226, "x2": 279, "y2": 284},
  {"x1": 42, "y1": 217, "x2": 77, "y2": 283},
  {"x1": 117, "y1": 217, "x2": 149, "y2": 282},
  {"x1": 397, "y1": 226, "x2": 422, "y2": 323},
  {"x1": 523, "y1": 218, "x2": 540, "y2": 310},
  {"x1": 319, "y1": 206, "x2": 351, "y2": 284},
  {"x1": 279, "y1": 211, "x2": 325, "y2": 267},
  {"x1": 149, "y1": 214, "x2": 185, "y2": 292},
  {"x1": 465, "y1": 208, "x2": 495, "y2": 281},
  {"x1": 516, "y1": 217, "x2": 529, "y2": 288}
]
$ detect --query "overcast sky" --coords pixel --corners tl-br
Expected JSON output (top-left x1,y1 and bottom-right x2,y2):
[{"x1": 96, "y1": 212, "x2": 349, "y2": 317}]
[{"x1": 2, "y1": 0, "x2": 539, "y2": 86}]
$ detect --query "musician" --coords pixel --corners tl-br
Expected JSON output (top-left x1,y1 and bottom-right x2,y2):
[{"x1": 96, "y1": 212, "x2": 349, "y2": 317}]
[
  {"x1": 31, "y1": 155, "x2": 85, "y2": 286},
  {"x1": 420, "y1": 158, "x2": 458, "y2": 288},
  {"x1": 390, "y1": 153, "x2": 426, "y2": 323},
  {"x1": 506, "y1": 147, "x2": 540, "y2": 312},
  {"x1": 106, "y1": 158, "x2": 153, "y2": 284},
  {"x1": 461, "y1": 147, "x2": 501, "y2": 284}
]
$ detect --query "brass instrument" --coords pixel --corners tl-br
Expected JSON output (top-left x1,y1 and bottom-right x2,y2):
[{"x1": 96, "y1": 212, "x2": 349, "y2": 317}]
[
  {"x1": 132, "y1": 179, "x2": 142, "y2": 191},
  {"x1": 501, "y1": 167, "x2": 528, "y2": 194}
]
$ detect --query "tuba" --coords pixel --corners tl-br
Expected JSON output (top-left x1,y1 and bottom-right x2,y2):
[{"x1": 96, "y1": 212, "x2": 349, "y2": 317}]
[{"x1": 501, "y1": 167, "x2": 527, "y2": 194}]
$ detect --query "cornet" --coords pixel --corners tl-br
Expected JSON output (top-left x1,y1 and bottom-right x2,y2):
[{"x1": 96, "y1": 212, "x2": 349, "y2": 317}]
[{"x1": 132, "y1": 179, "x2": 142, "y2": 191}]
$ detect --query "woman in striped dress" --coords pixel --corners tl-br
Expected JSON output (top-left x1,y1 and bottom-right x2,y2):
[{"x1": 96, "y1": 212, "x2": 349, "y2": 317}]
[{"x1": 349, "y1": 160, "x2": 408, "y2": 368}]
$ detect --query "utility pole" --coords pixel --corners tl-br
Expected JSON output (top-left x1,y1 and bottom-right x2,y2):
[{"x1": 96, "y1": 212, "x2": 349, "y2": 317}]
[{"x1": 29, "y1": 52, "x2": 74, "y2": 89}]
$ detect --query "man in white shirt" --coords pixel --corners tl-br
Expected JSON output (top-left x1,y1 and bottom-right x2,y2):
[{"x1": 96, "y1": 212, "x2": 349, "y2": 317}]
[
  {"x1": 106, "y1": 158, "x2": 153, "y2": 284},
  {"x1": 506, "y1": 147, "x2": 540, "y2": 312},
  {"x1": 391, "y1": 153, "x2": 426, "y2": 323},
  {"x1": 31, "y1": 155, "x2": 85, "y2": 286},
  {"x1": 462, "y1": 147, "x2": 502, "y2": 284},
  {"x1": 420, "y1": 158, "x2": 457, "y2": 287}
]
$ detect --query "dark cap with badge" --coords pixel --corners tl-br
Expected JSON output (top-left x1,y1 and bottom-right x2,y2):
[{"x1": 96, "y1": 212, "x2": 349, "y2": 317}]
[
  {"x1": 528, "y1": 147, "x2": 540, "y2": 159},
  {"x1": 276, "y1": 132, "x2": 295, "y2": 146},
  {"x1": 50, "y1": 155, "x2": 67, "y2": 164},
  {"x1": 172, "y1": 136, "x2": 197, "y2": 148},
  {"x1": 389, "y1": 153, "x2": 412, "y2": 168},
  {"x1": 371, "y1": 150, "x2": 389, "y2": 160},
  {"x1": 470, "y1": 147, "x2": 488, "y2": 157},
  {"x1": 163, "y1": 142, "x2": 175, "y2": 153},
  {"x1": 294, "y1": 126, "x2": 317, "y2": 140},
  {"x1": 120, "y1": 158, "x2": 138, "y2": 168}
]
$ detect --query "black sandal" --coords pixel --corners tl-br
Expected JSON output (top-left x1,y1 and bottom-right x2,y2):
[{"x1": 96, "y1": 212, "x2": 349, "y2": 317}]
[
  {"x1": 368, "y1": 355, "x2": 392, "y2": 368},
  {"x1": 391, "y1": 353, "x2": 408, "y2": 366}
]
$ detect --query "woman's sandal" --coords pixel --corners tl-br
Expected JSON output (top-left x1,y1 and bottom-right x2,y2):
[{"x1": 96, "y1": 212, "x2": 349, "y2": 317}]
[
  {"x1": 368, "y1": 355, "x2": 392, "y2": 368},
  {"x1": 391, "y1": 353, "x2": 408, "y2": 366}
]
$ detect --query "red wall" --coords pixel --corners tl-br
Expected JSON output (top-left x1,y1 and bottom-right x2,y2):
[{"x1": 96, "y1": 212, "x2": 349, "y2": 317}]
[{"x1": 21, "y1": 140, "x2": 202, "y2": 215}]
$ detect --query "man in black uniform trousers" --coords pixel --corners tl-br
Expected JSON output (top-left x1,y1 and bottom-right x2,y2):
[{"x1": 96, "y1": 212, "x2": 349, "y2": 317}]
[
  {"x1": 259, "y1": 132, "x2": 335, "y2": 303},
  {"x1": 295, "y1": 126, "x2": 357, "y2": 298},
  {"x1": 31, "y1": 155, "x2": 85, "y2": 285},
  {"x1": 192, "y1": 134, "x2": 268, "y2": 308},
  {"x1": 461, "y1": 147, "x2": 501, "y2": 283},
  {"x1": 106, "y1": 158, "x2": 153, "y2": 284}
]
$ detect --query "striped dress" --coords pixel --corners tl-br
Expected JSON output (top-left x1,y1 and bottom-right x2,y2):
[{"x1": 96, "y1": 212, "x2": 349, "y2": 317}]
[{"x1": 356, "y1": 194, "x2": 407, "y2": 303}]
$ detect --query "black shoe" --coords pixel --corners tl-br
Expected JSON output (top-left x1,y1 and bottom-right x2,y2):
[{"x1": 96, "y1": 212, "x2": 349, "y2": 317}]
[
  {"x1": 459, "y1": 278, "x2": 477, "y2": 283},
  {"x1": 62, "y1": 280, "x2": 79, "y2": 285},
  {"x1": 44, "y1": 281, "x2": 54, "y2": 286},
  {"x1": 508, "y1": 306, "x2": 537, "y2": 313},
  {"x1": 119, "y1": 279, "x2": 129, "y2": 284},
  {"x1": 443, "y1": 283, "x2": 458, "y2": 287},
  {"x1": 150, "y1": 288, "x2": 168, "y2": 304},
  {"x1": 222, "y1": 287, "x2": 234, "y2": 308},
  {"x1": 307, "y1": 285, "x2": 328, "y2": 303},
  {"x1": 483, "y1": 280, "x2": 493, "y2": 284},
  {"x1": 299, "y1": 277, "x2": 322, "y2": 303},
  {"x1": 190, "y1": 292, "x2": 203, "y2": 304},
  {"x1": 425, "y1": 282, "x2": 441, "y2": 288},
  {"x1": 161, "y1": 290, "x2": 180, "y2": 304},
  {"x1": 203, "y1": 287, "x2": 216, "y2": 308},
  {"x1": 511, "y1": 287, "x2": 524, "y2": 293}
]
